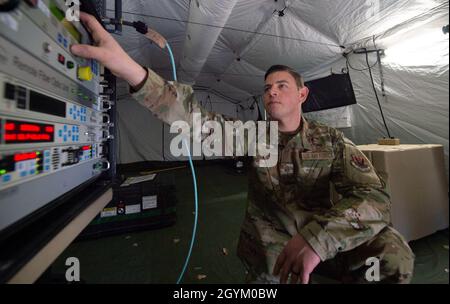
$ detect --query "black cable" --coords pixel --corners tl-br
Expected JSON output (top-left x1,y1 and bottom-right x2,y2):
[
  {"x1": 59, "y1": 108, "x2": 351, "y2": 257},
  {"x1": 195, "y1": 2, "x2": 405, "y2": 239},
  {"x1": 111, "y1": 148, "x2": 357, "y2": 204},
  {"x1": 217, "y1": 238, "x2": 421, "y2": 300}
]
[
  {"x1": 364, "y1": 49, "x2": 392, "y2": 138},
  {"x1": 106, "y1": 9, "x2": 343, "y2": 48},
  {"x1": 373, "y1": 36, "x2": 386, "y2": 97},
  {"x1": 238, "y1": 98, "x2": 259, "y2": 111},
  {"x1": 345, "y1": 52, "x2": 379, "y2": 72},
  {"x1": 153, "y1": 67, "x2": 265, "y2": 79},
  {"x1": 193, "y1": 86, "x2": 248, "y2": 105},
  {"x1": 206, "y1": 95, "x2": 213, "y2": 112},
  {"x1": 162, "y1": 122, "x2": 166, "y2": 161},
  {"x1": 254, "y1": 96, "x2": 264, "y2": 121}
]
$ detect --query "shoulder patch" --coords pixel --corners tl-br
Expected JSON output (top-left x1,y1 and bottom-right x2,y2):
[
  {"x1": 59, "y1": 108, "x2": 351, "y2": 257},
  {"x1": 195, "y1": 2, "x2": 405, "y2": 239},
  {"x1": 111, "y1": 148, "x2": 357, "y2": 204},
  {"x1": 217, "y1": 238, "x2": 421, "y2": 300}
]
[
  {"x1": 350, "y1": 154, "x2": 371, "y2": 172},
  {"x1": 344, "y1": 143, "x2": 382, "y2": 187}
]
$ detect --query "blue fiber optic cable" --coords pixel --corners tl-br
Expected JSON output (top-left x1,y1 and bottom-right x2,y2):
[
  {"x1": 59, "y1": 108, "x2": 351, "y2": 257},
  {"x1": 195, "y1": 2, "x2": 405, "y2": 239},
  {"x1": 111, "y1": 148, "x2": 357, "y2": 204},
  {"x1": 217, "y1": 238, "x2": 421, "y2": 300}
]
[
  {"x1": 166, "y1": 43, "x2": 178, "y2": 82},
  {"x1": 166, "y1": 43, "x2": 198, "y2": 284}
]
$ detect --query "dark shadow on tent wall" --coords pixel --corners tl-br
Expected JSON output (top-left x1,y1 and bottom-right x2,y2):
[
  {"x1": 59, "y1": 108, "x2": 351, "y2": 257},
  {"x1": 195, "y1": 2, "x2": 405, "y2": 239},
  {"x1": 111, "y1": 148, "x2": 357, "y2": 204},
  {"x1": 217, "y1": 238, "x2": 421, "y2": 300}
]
[{"x1": 303, "y1": 73, "x2": 357, "y2": 113}]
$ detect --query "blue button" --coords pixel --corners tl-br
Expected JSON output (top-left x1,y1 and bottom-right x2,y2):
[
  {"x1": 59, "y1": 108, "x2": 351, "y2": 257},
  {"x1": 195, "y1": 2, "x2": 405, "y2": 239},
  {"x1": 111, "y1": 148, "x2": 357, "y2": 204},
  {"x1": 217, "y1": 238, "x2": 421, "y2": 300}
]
[
  {"x1": 63, "y1": 135, "x2": 67, "y2": 142},
  {"x1": 3, "y1": 174, "x2": 11, "y2": 182},
  {"x1": 44, "y1": 150, "x2": 50, "y2": 157},
  {"x1": 68, "y1": 131, "x2": 72, "y2": 136},
  {"x1": 45, "y1": 165, "x2": 50, "y2": 171},
  {"x1": 75, "y1": 135, "x2": 79, "y2": 141},
  {"x1": 72, "y1": 126, "x2": 76, "y2": 131},
  {"x1": 75, "y1": 126, "x2": 79, "y2": 132},
  {"x1": 57, "y1": 33, "x2": 62, "y2": 43},
  {"x1": 72, "y1": 135, "x2": 76, "y2": 141},
  {"x1": 30, "y1": 169, "x2": 35, "y2": 175},
  {"x1": 63, "y1": 38, "x2": 67, "y2": 48},
  {"x1": 20, "y1": 171, "x2": 27, "y2": 177},
  {"x1": 45, "y1": 158, "x2": 50, "y2": 164},
  {"x1": 69, "y1": 109, "x2": 73, "y2": 115},
  {"x1": 64, "y1": 125, "x2": 67, "y2": 131}
]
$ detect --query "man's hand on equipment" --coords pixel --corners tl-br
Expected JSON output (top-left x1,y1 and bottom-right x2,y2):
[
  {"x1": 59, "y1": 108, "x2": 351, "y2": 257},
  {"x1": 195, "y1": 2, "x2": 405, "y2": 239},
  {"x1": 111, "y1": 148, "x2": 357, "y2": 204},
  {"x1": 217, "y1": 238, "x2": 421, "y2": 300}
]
[
  {"x1": 70, "y1": 12, "x2": 147, "y2": 87},
  {"x1": 273, "y1": 234, "x2": 321, "y2": 284}
]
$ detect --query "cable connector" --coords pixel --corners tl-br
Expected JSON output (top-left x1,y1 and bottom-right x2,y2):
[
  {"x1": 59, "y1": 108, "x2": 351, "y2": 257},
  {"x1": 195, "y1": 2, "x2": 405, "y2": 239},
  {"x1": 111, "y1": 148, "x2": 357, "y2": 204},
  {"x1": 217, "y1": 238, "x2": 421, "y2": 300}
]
[{"x1": 133, "y1": 21, "x2": 148, "y2": 35}]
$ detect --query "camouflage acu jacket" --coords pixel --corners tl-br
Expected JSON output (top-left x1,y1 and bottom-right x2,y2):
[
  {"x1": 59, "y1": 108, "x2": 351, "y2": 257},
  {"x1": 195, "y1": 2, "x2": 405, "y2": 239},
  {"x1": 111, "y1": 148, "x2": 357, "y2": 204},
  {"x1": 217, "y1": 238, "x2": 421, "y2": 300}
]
[{"x1": 131, "y1": 68, "x2": 391, "y2": 276}]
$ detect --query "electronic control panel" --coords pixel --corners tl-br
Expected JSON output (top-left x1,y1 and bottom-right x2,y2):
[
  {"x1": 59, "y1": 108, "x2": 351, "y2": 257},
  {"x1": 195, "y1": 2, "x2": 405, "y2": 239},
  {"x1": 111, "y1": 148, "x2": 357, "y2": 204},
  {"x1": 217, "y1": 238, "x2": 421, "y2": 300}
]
[{"x1": 0, "y1": 0, "x2": 115, "y2": 232}]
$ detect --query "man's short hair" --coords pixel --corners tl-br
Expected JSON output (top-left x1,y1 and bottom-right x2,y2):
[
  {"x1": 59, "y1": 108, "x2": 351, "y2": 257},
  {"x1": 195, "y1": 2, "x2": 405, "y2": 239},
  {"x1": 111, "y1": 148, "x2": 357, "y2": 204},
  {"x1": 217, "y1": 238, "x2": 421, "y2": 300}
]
[{"x1": 264, "y1": 65, "x2": 304, "y2": 88}]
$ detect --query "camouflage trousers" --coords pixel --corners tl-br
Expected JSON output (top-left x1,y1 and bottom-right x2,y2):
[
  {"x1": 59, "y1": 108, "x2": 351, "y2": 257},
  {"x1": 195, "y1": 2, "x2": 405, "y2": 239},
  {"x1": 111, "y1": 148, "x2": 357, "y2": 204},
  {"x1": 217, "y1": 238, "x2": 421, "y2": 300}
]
[{"x1": 244, "y1": 226, "x2": 415, "y2": 284}]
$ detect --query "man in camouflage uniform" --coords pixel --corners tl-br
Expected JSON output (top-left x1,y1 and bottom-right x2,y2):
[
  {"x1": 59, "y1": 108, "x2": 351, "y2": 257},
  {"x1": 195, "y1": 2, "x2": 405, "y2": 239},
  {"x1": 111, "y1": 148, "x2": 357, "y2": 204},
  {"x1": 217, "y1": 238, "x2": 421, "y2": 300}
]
[{"x1": 72, "y1": 12, "x2": 415, "y2": 284}]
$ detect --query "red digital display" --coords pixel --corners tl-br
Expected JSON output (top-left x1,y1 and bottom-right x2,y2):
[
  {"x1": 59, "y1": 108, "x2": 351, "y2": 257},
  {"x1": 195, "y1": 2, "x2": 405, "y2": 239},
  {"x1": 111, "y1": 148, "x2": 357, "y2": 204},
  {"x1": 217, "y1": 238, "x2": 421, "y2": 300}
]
[
  {"x1": 4, "y1": 120, "x2": 54, "y2": 144},
  {"x1": 82, "y1": 145, "x2": 91, "y2": 151},
  {"x1": 5, "y1": 123, "x2": 15, "y2": 131},
  {"x1": 20, "y1": 124, "x2": 40, "y2": 132},
  {"x1": 14, "y1": 152, "x2": 38, "y2": 162}
]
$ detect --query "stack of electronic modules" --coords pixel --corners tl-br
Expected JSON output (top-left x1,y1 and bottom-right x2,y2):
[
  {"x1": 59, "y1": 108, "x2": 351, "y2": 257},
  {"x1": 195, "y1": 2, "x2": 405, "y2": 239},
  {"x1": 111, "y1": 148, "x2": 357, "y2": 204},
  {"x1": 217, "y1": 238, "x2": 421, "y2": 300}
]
[{"x1": 0, "y1": 0, "x2": 115, "y2": 236}]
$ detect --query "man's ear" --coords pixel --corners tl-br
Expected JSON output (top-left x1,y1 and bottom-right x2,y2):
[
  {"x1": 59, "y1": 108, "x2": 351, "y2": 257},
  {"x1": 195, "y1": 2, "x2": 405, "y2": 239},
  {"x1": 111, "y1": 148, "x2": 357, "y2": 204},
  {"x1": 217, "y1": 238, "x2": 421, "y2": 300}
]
[{"x1": 298, "y1": 86, "x2": 309, "y2": 105}]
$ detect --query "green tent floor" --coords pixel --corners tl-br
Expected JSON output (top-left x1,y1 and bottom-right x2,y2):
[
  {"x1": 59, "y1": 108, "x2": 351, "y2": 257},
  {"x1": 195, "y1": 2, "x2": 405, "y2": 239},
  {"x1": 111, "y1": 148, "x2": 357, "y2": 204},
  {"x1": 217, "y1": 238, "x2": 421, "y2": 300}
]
[{"x1": 47, "y1": 163, "x2": 449, "y2": 284}]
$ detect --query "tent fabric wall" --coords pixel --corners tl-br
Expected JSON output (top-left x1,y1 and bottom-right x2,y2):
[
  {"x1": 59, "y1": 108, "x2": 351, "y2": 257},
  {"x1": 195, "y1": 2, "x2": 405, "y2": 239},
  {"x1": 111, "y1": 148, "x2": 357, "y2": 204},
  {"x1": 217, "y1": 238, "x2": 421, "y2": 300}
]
[
  {"x1": 342, "y1": 8, "x2": 449, "y2": 178},
  {"x1": 117, "y1": 89, "x2": 259, "y2": 163},
  {"x1": 111, "y1": 0, "x2": 448, "y2": 170}
]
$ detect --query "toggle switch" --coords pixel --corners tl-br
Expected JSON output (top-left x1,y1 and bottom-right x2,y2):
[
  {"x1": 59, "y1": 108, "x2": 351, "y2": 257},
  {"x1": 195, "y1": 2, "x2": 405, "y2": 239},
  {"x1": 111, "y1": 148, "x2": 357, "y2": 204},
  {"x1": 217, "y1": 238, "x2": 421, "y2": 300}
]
[{"x1": 43, "y1": 42, "x2": 52, "y2": 53}]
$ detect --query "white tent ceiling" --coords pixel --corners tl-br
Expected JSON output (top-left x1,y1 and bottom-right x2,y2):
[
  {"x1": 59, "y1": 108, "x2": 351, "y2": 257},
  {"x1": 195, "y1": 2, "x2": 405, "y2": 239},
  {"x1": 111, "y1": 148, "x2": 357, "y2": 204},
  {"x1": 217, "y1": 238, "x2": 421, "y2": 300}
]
[
  {"x1": 108, "y1": 0, "x2": 447, "y2": 98},
  {"x1": 110, "y1": 0, "x2": 449, "y2": 170}
]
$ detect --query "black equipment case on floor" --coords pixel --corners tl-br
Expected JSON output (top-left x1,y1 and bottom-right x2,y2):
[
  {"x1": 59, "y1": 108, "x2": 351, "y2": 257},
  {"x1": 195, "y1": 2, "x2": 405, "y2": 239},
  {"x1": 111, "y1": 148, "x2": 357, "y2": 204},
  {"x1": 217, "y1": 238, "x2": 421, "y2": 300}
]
[{"x1": 79, "y1": 171, "x2": 177, "y2": 239}]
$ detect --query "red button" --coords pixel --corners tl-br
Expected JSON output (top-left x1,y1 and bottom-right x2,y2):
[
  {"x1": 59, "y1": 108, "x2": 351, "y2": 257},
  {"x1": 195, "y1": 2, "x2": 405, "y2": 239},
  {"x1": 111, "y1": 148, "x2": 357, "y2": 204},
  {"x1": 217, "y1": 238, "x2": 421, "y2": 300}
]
[{"x1": 58, "y1": 54, "x2": 65, "y2": 64}]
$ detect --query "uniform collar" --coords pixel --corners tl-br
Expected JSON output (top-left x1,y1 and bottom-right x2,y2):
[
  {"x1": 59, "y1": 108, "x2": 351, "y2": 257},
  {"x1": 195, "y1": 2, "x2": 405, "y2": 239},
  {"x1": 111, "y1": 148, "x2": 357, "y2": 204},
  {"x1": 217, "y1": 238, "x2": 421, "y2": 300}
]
[
  {"x1": 300, "y1": 116, "x2": 313, "y2": 151},
  {"x1": 278, "y1": 115, "x2": 312, "y2": 151}
]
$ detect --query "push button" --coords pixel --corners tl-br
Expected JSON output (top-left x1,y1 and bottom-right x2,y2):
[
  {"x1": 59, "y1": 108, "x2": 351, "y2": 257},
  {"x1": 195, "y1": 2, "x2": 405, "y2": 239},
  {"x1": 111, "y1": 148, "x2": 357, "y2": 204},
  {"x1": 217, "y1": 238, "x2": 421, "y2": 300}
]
[
  {"x1": 77, "y1": 66, "x2": 93, "y2": 81},
  {"x1": 58, "y1": 54, "x2": 65, "y2": 65}
]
